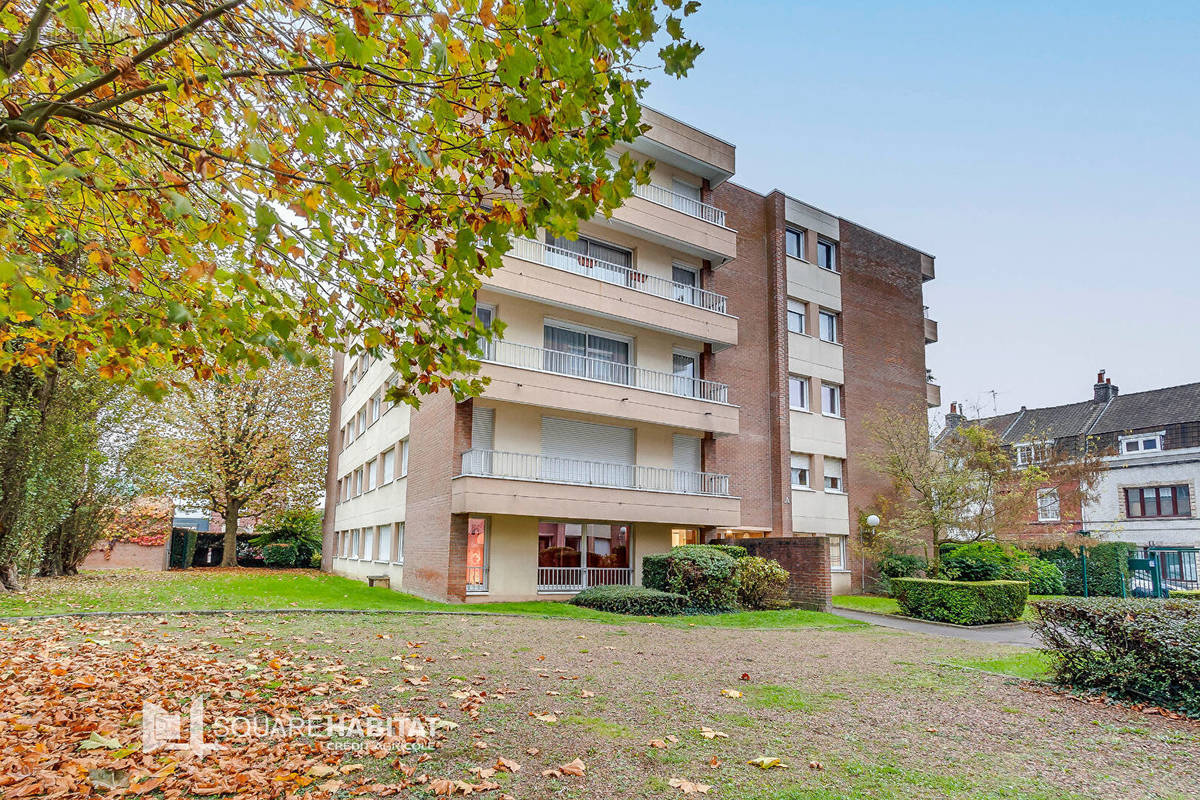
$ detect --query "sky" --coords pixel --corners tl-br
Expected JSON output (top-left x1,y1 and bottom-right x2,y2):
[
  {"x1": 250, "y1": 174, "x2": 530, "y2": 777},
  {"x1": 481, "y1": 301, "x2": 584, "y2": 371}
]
[{"x1": 639, "y1": 0, "x2": 1200, "y2": 420}]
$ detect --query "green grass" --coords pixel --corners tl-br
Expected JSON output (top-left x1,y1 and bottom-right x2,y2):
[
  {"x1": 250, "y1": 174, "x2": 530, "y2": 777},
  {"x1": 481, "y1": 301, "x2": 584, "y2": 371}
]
[
  {"x1": 833, "y1": 594, "x2": 1054, "y2": 622},
  {"x1": 744, "y1": 684, "x2": 846, "y2": 713},
  {"x1": 950, "y1": 651, "x2": 1053, "y2": 680},
  {"x1": 0, "y1": 569, "x2": 863, "y2": 630}
]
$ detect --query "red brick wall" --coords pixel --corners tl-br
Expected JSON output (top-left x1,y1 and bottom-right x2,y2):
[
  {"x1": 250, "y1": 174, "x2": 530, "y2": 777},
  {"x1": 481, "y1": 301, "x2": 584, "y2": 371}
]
[
  {"x1": 82, "y1": 542, "x2": 167, "y2": 571},
  {"x1": 839, "y1": 220, "x2": 930, "y2": 589},
  {"x1": 737, "y1": 537, "x2": 832, "y2": 611},
  {"x1": 708, "y1": 183, "x2": 790, "y2": 535},
  {"x1": 1004, "y1": 479, "x2": 1084, "y2": 547}
]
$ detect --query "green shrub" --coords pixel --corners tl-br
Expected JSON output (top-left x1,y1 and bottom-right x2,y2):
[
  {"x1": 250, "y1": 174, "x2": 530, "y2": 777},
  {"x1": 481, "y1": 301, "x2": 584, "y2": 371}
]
[
  {"x1": 262, "y1": 542, "x2": 298, "y2": 568},
  {"x1": 1034, "y1": 542, "x2": 1133, "y2": 597},
  {"x1": 1172, "y1": 590, "x2": 1200, "y2": 600},
  {"x1": 878, "y1": 552, "x2": 926, "y2": 579},
  {"x1": 891, "y1": 578, "x2": 1028, "y2": 625},
  {"x1": 735, "y1": 556, "x2": 790, "y2": 610},
  {"x1": 1025, "y1": 558, "x2": 1066, "y2": 595},
  {"x1": 642, "y1": 553, "x2": 670, "y2": 592},
  {"x1": 1030, "y1": 598, "x2": 1200, "y2": 717},
  {"x1": 703, "y1": 543, "x2": 749, "y2": 560},
  {"x1": 253, "y1": 509, "x2": 323, "y2": 567},
  {"x1": 942, "y1": 541, "x2": 1017, "y2": 581},
  {"x1": 665, "y1": 546, "x2": 738, "y2": 613},
  {"x1": 569, "y1": 585, "x2": 687, "y2": 616}
]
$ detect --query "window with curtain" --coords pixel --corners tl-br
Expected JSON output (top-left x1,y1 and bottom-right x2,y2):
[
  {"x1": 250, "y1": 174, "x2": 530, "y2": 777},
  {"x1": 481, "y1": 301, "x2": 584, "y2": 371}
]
[
  {"x1": 790, "y1": 453, "x2": 810, "y2": 488},
  {"x1": 366, "y1": 458, "x2": 377, "y2": 491},
  {"x1": 543, "y1": 323, "x2": 630, "y2": 384},
  {"x1": 673, "y1": 352, "x2": 698, "y2": 397},
  {"x1": 1125, "y1": 485, "x2": 1191, "y2": 518},
  {"x1": 824, "y1": 457, "x2": 844, "y2": 492},
  {"x1": 787, "y1": 299, "x2": 806, "y2": 334},
  {"x1": 789, "y1": 375, "x2": 809, "y2": 410},
  {"x1": 382, "y1": 448, "x2": 395, "y2": 483},
  {"x1": 392, "y1": 523, "x2": 405, "y2": 564},
  {"x1": 376, "y1": 524, "x2": 392, "y2": 562},
  {"x1": 400, "y1": 439, "x2": 410, "y2": 476},
  {"x1": 1036, "y1": 489, "x2": 1061, "y2": 521}
]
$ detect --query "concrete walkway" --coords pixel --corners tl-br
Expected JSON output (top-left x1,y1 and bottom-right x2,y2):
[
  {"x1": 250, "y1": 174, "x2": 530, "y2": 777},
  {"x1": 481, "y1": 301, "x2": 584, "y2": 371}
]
[{"x1": 832, "y1": 608, "x2": 1039, "y2": 647}]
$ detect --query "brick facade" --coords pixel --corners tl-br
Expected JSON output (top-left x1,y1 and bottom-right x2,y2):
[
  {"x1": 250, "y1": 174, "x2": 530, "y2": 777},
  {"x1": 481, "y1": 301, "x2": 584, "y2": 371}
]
[
  {"x1": 738, "y1": 537, "x2": 832, "y2": 611},
  {"x1": 839, "y1": 220, "x2": 931, "y2": 590}
]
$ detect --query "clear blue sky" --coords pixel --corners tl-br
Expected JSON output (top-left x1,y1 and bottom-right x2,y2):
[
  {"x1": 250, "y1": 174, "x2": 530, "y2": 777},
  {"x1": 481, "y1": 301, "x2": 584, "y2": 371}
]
[{"x1": 640, "y1": 0, "x2": 1200, "y2": 418}]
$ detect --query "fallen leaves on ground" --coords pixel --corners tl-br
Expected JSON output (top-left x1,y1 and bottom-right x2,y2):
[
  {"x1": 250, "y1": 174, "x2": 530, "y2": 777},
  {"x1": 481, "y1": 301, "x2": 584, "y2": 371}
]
[
  {"x1": 541, "y1": 757, "x2": 586, "y2": 778},
  {"x1": 720, "y1": 689, "x2": 742, "y2": 698},
  {"x1": 669, "y1": 777, "x2": 712, "y2": 794},
  {"x1": 699, "y1": 727, "x2": 728, "y2": 740},
  {"x1": 747, "y1": 757, "x2": 789, "y2": 769}
]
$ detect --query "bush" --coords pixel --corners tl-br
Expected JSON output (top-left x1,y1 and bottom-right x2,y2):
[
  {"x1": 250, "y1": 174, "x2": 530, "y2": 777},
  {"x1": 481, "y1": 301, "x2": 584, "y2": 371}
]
[
  {"x1": 1030, "y1": 598, "x2": 1200, "y2": 717},
  {"x1": 262, "y1": 542, "x2": 298, "y2": 568},
  {"x1": 1026, "y1": 558, "x2": 1066, "y2": 595},
  {"x1": 665, "y1": 546, "x2": 738, "y2": 613},
  {"x1": 703, "y1": 543, "x2": 749, "y2": 560},
  {"x1": 1035, "y1": 542, "x2": 1133, "y2": 597},
  {"x1": 892, "y1": 578, "x2": 1028, "y2": 625},
  {"x1": 878, "y1": 552, "x2": 926, "y2": 579},
  {"x1": 941, "y1": 541, "x2": 1015, "y2": 581},
  {"x1": 642, "y1": 553, "x2": 670, "y2": 592},
  {"x1": 735, "y1": 556, "x2": 790, "y2": 610},
  {"x1": 1172, "y1": 590, "x2": 1200, "y2": 600},
  {"x1": 569, "y1": 585, "x2": 687, "y2": 616},
  {"x1": 252, "y1": 509, "x2": 323, "y2": 567}
]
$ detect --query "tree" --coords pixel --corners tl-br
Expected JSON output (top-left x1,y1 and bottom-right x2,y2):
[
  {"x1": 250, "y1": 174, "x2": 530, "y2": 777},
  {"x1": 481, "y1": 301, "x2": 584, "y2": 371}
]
[
  {"x1": 863, "y1": 407, "x2": 1105, "y2": 577},
  {"x1": 152, "y1": 358, "x2": 330, "y2": 566},
  {"x1": 0, "y1": 0, "x2": 703, "y2": 400}
]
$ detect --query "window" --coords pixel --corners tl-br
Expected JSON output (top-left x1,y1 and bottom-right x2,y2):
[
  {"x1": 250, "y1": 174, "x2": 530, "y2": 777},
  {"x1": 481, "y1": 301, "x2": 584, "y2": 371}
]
[
  {"x1": 824, "y1": 457, "x2": 844, "y2": 492},
  {"x1": 543, "y1": 321, "x2": 631, "y2": 385},
  {"x1": 821, "y1": 382, "x2": 842, "y2": 417},
  {"x1": 546, "y1": 233, "x2": 633, "y2": 271},
  {"x1": 376, "y1": 524, "x2": 392, "y2": 562},
  {"x1": 672, "y1": 351, "x2": 699, "y2": 398},
  {"x1": 351, "y1": 529, "x2": 360, "y2": 559},
  {"x1": 370, "y1": 392, "x2": 381, "y2": 424},
  {"x1": 400, "y1": 439, "x2": 410, "y2": 477},
  {"x1": 392, "y1": 523, "x2": 405, "y2": 564},
  {"x1": 785, "y1": 227, "x2": 805, "y2": 259},
  {"x1": 1120, "y1": 431, "x2": 1165, "y2": 454},
  {"x1": 466, "y1": 517, "x2": 489, "y2": 592},
  {"x1": 344, "y1": 423, "x2": 354, "y2": 446},
  {"x1": 1037, "y1": 488, "x2": 1061, "y2": 522},
  {"x1": 787, "y1": 299, "x2": 806, "y2": 334},
  {"x1": 1014, "y1": 442, "x2": 1051, "y2": 466},
  {"x1": 382, "y1": 448, "x2": 396, "y2": 484},
  {"x1": 356, "y1": 407, "x2": 366, "y2": 436},
  {"x1": 366, "y1": 458, "x2": 377, "y2": 491},
  {"x1": 788, "y1": 375, "x2": 809, "y2": 410},
  {"x1": 817, "y1": 238, "x2": 838, "y2": 272},
  {"x1": 1125, "y1": 485, "x2": 1191, "y2": 519},
  {"x1": 671, "y1": 264, "x2": 699, "y2": 305},
  {"x1": 818, "y1": 310, "x2": 839, "y2": 343},
  {"x1": 362, "y1": 526, "x2": 374, "y2": 561},
  {"x1": 830, "y1": 535, "x2": 848, "y2": 571},
  {"x1": 790, "y1": 453, "x2": 810, "y2": 488},
  {"x1": 354, "y1": 466, "x2": 363, "y2": 496}
]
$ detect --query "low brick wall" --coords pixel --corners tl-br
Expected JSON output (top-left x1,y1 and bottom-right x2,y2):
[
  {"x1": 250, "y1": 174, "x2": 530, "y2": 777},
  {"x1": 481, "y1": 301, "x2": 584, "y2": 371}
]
[
  {"x1": 82, "y1": 541, "x2": 167, "y2": 572},
  {"x1": 738, "y1": 537, "x2": 831, "y2": 612}
]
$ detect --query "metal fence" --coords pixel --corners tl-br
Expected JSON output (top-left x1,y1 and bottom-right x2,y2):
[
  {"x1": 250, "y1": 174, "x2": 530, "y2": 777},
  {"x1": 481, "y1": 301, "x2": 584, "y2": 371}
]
[
  {"x1": 537, "y1": 566, "x2": 633, "y2": 593},
  {"x1": 460, "y1": 449, "x2": 731, "y2": 497},
  {"x1": 481, "y1": 339, "x2": 729, "y2": 403},
  {"x1": 632, "y1": 182, "x2": 727, "y2": 227},
  {"x1": 1131, "y1": 547, "x2": 1200, "y2": 595},
  {"x1": 509, "y1": 237, "x2": 727, "y2": 314},
  {"x1": 465, "y1": 566, "x2": 488, "y2": 594}
]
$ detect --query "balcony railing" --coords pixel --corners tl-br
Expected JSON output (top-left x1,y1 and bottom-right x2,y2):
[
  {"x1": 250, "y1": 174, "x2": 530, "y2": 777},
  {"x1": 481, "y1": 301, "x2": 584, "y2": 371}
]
[
  {"x1": 481, "y1": 340, "x2": 729, "y2": 404},
  {"x1": 466, "y1": 565, "x2": 488, "y2": 593},
  {"x1": 632, "y1": 183, "x2": 727, "y2": 227},
  {"x1": 538, "y1": 566, "x2": 633, "y2": 593},
  {"x1": 460, "y1": 449, "x2": 732, "y2": 497},
  {"x1": 509, "y1": 237, "x2": 727, "y2": 314}
]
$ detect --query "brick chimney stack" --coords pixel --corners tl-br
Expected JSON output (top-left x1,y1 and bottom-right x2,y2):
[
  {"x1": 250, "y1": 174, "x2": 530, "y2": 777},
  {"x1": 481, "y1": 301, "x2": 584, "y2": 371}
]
[
  {"x1": 945, "y1": 401, "x2": 966, "y2": 429},
  {"x1": 1093, "y1": 370, "x2": 1119, "y2": 403}
]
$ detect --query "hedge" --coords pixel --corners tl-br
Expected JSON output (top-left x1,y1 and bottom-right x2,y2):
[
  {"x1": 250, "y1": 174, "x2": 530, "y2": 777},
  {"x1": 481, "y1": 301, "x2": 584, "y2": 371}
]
[
  {"x1": 642, "y1": 553, "x2": 670, "y2": 592},
  {"x1": 1029, "y1": 598, "x2": 1200, "y2": 717},
  {"x1": 569, "y1": 585, "x2": 688, "y2": 616},
  {"x1": 666, "y1": 546, "x2": 738, "y2": 613},
  {"x1": 1173, "y1": 590, "x2": 1200, "y2": 600},
  {"x1": 263, "y1": 542, "x2": 297, "y2": 568},
  {"x1": 1034, "y1": 542, "x2": 1133, "y2": 597},
  {"x1": 734, "y1": 556, "x2": 789, "y2": 610},
  {"x1": 891, "y1": 578, "x2": 1028, "y2": 625}
]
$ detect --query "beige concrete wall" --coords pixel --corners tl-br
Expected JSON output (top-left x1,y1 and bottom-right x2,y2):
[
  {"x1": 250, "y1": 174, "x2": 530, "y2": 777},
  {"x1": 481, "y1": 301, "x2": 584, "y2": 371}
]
[
  {"x1": 637, "y1": 107, "x2": 736, "y2": 179},
  {"x1": 787, "y1": 334, "x2": 844, "y2": 385},
  {"x1": 789, "y1": 410, "x2": 847, "y2": 459},
  {"x1": 607, "y1": 196, "x2": 737, "y2": 262},
  {"x1": 786, "y1": 258, "x2": 842, "y2": 312},
  {"x1": 331, "y1": 556, "x2": 404, "y2": 587},
  {"x1": 831, "y1": 570, "x2": 853, "y2": 595},
  {"x1": 791, "y1": 487, "x2": 851, "y2": 536}
]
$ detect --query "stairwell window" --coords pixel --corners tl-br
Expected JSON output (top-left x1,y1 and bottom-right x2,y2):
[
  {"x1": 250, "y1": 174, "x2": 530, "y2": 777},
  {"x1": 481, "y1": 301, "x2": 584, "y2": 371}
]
[
  {"x1": 824, "y1": 457, "x2": 845, "y2": 493},
  {"x1": 785, "y1": 227, "x2": 806, "y2": 259},
  {"x1": 789, "y1": 375, "x2": 809, "y2": 411},
  {"x1": 1037, "y1": 488, "x2": 1061, "y2": 522},
  {"x1": 787, "y1": 299, "x2": 806, "y2": 334},
  {"x1": 821, "y1": 382, "x2": 842, "y2": 417},
  {"x1": 790, "y1": 453, "x2": 810, "y2": 488},
  {"x1": 817, "y1": 238, "x2": 838, "y2": 272},
  {"x1": 819, "y1": 310, "x2": 840, "y2": 343}
]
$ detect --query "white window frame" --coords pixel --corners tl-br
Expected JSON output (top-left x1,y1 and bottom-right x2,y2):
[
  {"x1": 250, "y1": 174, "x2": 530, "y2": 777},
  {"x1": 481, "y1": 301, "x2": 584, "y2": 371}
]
[
  {"x1": 817, "y1": 237, "x2": 838, "y2": 273},
  {"x1": 375, "y1": 524, "x2": 392, "y2": 563},
  {"x1": 785, "y1": 227, "x2": 806, "y2": 260},
  {"x1": 1014, "y1": 440, "x2": 1052, "y2": 467},
  {"x1": 350, "y1": 528, "x2": 360, "y2": 560},
  {"x1": 392, "y1": 522, "x2": 405, "y2": 565},
  {"x1": 830, "y1": 535, "x2": 849, "y2": 572},
  {"x1": 787, "y1": 299, "x2": 807, "y2": 335},
  {"x1": 818, "y1": 309, "x2": 839, "y2": 344},
  {"x1": 353, "y1": 467, "x2": 363, "y2": 497},
  {"x1": 788, "y1": 374, "x2": 809, "y2": 411},
  {"x1": 400, "y1": 439, "x2": 410, "y2": 477},
  {"x1": 1037, "y1": 488, "x2": 1061, "y2": 522},
  {"x1": 790, "y1": 452, "x2": 811, "y2": 489},
  {"x1": 366, "y1": 458, "x2": 378, "y2": 492},
  {"x1": 544, "y1": 317, "x2": 635, "y2": 350},
  {"x1": 382, "y1": 447, "x2": 396, "y2": 484},
  {"x1": 1119, "y1": 431, "x2": 1165, "y2": 455},
  {"x1": 821, "y1": 382, "x2": 842, "y2": 418},
  {"x1": 824, "y1": 457, "x2": 845, "y2": 493}
]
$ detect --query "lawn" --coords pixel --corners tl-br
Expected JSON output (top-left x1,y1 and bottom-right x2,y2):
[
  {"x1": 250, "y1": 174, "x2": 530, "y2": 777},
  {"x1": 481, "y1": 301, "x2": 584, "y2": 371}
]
[
  {"x1": 833, "y1": 594, "x2": 1053, "y2": 622},
  {"x1": 0, "y1": 569, "x2": 858, "y2": 630},
  {"x1": 2, "y1": 610, "x2": 1195, "y2": 799}
]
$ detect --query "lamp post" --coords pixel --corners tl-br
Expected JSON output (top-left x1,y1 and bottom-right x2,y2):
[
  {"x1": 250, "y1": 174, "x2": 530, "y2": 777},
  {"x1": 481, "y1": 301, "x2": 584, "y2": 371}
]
[{"x1": 862, "y1": 514, "x2": 880, "y2": 593}]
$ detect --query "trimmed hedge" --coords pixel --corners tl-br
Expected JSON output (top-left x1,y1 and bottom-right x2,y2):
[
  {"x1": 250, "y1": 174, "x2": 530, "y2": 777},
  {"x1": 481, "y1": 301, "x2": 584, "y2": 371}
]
[
  {"x1": 569, "y1": 585, "x2": 688, "y2": 616},
  {"x1": 1172, "y1": 590, "x2": 1200, "y2": 600},
  {"x1": 1030, "y1": 598, "x2": 1200, "y2": 717},
  {"x1": 642, "y1": 553, "x2": 670, "y2": 592},
  {"x1": 263, "y1": 542, "x2": 298, "y2": 568},
  {"x1": 734, "y1": 556, "x2": 789, "y2": 610},
  {"x1": 1034, "y1": 542, "x2": 1133, "y2": 597},
  {"x1": 892, "y1": 578, "x2": 1029, "y2": 625}
]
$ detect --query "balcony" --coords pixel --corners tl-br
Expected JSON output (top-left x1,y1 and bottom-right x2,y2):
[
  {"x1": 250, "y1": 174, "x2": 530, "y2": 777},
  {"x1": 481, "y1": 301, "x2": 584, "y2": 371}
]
[
  {"x1": 452, "y1": 450, "x2": 740, "y2": 527},
  {"x1": 606, "y1": 185, "x2": 737, "y2": 263},
  {"x1": 926, "y1": 381, "x2": 942, "y2": 408},
  {"x1": 924, "y1": 307, "x2": 939, "y2": 344},
  {"x1": 538, "y1": 566, "x2": 632, "y2": 594}
]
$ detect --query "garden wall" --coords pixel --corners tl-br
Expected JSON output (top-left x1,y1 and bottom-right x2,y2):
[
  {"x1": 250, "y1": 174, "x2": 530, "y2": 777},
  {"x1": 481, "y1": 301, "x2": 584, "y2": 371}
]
[
  {"x1": 82, "y1": 541, "x2": 168, "y2": 572},
  {"x1": 737, "y1": 536, "x2": 831, "y2": 611}
]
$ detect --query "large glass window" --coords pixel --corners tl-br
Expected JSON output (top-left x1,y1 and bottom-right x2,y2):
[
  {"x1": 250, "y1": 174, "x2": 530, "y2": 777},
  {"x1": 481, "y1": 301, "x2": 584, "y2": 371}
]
[
  {"x1": 785, "y1": 228, "x2": 805, "y2": 259},
  {"x1": 543, "y1": 322, "x2": 631, "y2": 384},
  {"x1": 466, "y1": 517, "x2": 489, "y2": 591},
  {"x1": 538, "y1": 522, "x2": 631, "y2": 574},
  {"x1": 1125, "y1": 485, "x2": 1191, "y2": 518}
]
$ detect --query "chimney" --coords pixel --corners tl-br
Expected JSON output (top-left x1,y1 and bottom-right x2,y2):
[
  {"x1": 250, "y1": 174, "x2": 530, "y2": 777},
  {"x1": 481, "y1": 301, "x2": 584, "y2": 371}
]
[
  {"x1": 1094, "y1": 370, "x2": 1119, "y2": 403},
  {"x1": 945, "y1": 402, "x2": 966, "y2": 429}
]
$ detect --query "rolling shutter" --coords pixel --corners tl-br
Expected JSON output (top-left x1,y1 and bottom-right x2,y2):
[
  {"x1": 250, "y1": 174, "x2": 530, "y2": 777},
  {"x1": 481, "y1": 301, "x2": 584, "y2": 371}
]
[
  {"x1": 471, "y1": 406, "x2": 494, "y2": 450},
  {"x1": 672, "y1": 434, "x2": 702, "y2": 493},
  {"x1": 541, "y1": 417, "x2": 635, "y2": 463}
]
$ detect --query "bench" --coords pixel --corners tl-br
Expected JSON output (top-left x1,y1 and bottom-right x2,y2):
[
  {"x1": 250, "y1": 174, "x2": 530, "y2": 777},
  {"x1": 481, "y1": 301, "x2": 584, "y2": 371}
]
[{"x1": 367, "y1": 575, "x2": 390, "y2": 589}]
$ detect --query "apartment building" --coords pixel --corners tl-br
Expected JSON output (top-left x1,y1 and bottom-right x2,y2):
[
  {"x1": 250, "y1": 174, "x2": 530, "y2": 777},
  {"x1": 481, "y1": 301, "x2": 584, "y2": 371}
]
[
  {"x1": 322, "y1": 109, "x2": 939, "y2": 603},
  {"x1": 705, "y1": 187, "x2": 937, "y2": 595},
  {"x1": 943, "y1": 374, "x2": 1200, "y2": 588}
]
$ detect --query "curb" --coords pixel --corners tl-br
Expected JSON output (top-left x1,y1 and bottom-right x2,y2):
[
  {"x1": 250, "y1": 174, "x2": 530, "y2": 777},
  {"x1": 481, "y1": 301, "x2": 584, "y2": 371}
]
[{"x1": 833, "y1": 608, "x2": 1031, "y2": 631}]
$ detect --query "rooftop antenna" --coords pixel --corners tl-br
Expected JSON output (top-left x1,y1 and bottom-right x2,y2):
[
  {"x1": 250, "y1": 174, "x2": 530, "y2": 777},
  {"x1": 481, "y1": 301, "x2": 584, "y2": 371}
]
[{"x1": 987, "y1": 389, "x2": 1000, "y2": 414}]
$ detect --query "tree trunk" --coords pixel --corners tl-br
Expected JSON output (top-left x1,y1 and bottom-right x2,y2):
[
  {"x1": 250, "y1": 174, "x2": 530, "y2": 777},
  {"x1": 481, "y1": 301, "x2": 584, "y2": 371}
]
[
  {"x1": 0, "y1": 564, "x2": 20, "y2": 592},
  {"x1": 220, "y1": 501, "x2": 240, "y2": 567}
]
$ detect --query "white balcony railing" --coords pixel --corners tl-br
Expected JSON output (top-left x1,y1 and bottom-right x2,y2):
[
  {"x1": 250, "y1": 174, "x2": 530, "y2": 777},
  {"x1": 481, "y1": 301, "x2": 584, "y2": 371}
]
[
  {"x1": 537, "y1": 566, "x2": 633, "y2": 593},
  {"x1": 509, "y1": 237, "x2": 728, "y2": 314},
  {"x1": 632, "y1": 183, "x2": 727, "y2": 227},
  {"x1": 460, "y1": 449, "x2": 732, "y2": 497},
  {"x1": 481, "y1": 340, "x2": 729, "y2": 404},
  {"x1": 466, "y1": 566, "x2": 488, "y2": 594}
]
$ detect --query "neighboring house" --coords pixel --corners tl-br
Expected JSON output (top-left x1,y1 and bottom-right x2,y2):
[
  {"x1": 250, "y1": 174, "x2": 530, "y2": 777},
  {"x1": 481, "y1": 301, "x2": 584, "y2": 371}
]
[
  {"x1": 322, "y1": 108, "x2": 937, "y2": 603},
  {"x1": 941, "y1": 373, "x2": 1200, "y2": 576}
]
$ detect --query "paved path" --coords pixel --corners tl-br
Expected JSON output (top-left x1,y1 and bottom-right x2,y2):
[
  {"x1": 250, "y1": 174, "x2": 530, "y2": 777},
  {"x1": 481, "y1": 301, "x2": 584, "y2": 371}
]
[{"x1": 832, "y1": 608, "x2": 1039, "y2": 647}]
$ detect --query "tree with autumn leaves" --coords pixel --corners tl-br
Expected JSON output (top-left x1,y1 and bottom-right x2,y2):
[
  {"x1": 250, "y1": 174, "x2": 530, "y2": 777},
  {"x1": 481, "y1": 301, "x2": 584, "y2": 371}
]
[
  {"x1": 148, "y1": 358, "x2": 330, "y2": 567},
  {"x1": 0, "y1": 0, "x2": 703, "y2": 399}
]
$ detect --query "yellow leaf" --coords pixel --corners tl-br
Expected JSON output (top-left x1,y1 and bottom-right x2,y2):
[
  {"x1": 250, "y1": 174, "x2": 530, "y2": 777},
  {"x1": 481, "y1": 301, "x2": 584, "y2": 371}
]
[
  {"x1": 720, "y1": 689, "x2": 742, "y2": 698},
  {"x1": 747, "y1": 757, "x2": 789, "y2": 769},
  {"x1": 131, "y1": 236, "x2": 151, "y2": 256}
]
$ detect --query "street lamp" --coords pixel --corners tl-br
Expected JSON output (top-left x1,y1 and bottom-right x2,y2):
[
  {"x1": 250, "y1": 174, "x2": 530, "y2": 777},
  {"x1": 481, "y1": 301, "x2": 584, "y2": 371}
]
[{"x1": 862, "y1": 514, "x2": 881, "y2": 593}]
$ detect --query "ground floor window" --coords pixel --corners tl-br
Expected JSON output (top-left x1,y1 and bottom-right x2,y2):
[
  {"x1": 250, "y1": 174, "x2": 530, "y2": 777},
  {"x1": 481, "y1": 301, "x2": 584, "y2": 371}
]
[
  {"x1": 829, "y1": 535, "x2": 848, "y2": 571},
  {"x1": 537, "y1": 521, "x2": 632, "y2": 591},
  {"x1": 671, "y1": 528, "x2": 699, "y2": 547},
  {"x1": 466, "y1": 517, "x2": 489, "y2": 593},
  {"x1": 392, "y1": 522, "x2": 404, "y2": 565}
]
